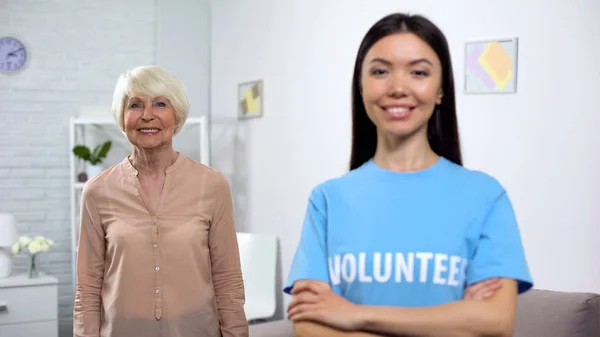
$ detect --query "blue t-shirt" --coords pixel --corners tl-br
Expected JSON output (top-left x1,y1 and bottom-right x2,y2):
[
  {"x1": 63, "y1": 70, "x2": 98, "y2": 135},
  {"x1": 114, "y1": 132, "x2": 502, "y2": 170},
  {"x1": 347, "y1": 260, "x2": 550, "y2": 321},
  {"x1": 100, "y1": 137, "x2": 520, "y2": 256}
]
[{"x1": 284, "y1": 157, "x2": 533, "y2": 307}]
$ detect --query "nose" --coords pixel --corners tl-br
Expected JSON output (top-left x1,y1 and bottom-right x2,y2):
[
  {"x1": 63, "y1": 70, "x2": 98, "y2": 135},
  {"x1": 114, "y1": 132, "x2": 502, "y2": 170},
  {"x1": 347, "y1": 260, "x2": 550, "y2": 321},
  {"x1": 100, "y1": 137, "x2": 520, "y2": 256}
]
[
  {"x1": 388, "y1": 74, "x2": 408, "y2": 98},
  {"x1": 141, "y1": 104, "x2": 155, "y2": 122}
]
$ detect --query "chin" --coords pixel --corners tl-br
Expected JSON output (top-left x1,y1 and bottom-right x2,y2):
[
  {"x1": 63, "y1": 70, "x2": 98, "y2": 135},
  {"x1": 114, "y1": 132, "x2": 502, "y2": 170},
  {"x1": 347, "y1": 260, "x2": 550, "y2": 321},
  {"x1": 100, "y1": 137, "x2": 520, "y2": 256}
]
[
  {"x1": 379, "y1": 124, "x2": 418, "y2": 138},
  {"x1": 135, "y1": 140, "x2": 168, "y2": 150}
]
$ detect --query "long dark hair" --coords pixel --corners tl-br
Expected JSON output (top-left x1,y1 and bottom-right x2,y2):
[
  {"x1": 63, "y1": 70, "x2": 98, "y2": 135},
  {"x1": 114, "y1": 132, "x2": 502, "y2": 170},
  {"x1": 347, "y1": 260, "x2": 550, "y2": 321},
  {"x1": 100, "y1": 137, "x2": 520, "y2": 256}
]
[{"x1": 349, "y1": 13, "x2": 462, "y2": 170}]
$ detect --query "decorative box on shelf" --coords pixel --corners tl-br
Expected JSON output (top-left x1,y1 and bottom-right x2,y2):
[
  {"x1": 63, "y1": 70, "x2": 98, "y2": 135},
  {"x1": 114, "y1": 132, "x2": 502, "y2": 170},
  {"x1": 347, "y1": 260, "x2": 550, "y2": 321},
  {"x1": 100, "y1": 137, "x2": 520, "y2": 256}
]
[{"x1": 0, "y1": 274, "x2": 58, "y2": 337}]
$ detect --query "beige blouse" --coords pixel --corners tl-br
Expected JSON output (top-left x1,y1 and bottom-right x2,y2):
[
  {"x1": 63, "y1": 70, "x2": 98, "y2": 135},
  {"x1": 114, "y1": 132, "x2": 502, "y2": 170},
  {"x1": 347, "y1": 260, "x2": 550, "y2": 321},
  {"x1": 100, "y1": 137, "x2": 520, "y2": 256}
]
[{"x1": 73, "y1": 154, "x2": 248, "y2": 337}]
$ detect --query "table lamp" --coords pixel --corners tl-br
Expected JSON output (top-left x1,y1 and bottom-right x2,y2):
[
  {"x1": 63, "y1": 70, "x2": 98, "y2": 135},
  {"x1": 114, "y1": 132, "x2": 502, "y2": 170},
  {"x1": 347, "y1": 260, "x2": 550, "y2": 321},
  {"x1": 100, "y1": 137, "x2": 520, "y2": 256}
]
[{"x1": 0, "y1": 213, "x2": 17, "y2": 278}]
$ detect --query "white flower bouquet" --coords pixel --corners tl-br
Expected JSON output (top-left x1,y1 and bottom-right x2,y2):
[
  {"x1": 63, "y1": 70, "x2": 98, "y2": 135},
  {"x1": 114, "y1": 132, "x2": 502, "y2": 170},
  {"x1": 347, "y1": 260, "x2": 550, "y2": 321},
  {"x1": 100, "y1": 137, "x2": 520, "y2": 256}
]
[{"x1": 12, "y1": 235, "x2": 54, "y2": 278}]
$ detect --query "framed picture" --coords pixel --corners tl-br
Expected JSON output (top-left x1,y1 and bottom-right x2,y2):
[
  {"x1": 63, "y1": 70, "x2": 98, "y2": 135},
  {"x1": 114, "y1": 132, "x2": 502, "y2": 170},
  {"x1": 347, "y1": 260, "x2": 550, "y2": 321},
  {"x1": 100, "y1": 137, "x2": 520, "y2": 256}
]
[
  {"x1": 464, "y1": 37, "x2": 518, "y2": 94},
  {"x1": 238, "y1": 79, "x2": 264, "y2": 119}
]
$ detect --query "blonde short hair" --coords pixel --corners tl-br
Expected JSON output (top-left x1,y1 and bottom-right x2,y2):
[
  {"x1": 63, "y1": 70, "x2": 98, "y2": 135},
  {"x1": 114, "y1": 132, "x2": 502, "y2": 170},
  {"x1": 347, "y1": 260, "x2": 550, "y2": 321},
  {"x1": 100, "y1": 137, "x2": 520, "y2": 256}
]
[{"x1": 111, "y1": 65, "x2": 190, "y2": 134}]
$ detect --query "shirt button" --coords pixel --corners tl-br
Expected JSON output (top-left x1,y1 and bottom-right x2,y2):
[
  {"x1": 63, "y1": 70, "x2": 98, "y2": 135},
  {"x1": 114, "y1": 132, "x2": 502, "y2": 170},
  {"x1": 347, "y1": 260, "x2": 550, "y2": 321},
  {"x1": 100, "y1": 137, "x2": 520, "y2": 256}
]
[
  {"x1": 152, "y1": 221, "x2": 157, "y2": 226},
  {"x1": 153, "y1": 244, "x2": 158, "y2": 248},
  {"x1": 155, "y1": 266, "x2": 160, "y2": 271},
  {"x1": 156, "y1": 289, "x2": 160, "y2": 294}
]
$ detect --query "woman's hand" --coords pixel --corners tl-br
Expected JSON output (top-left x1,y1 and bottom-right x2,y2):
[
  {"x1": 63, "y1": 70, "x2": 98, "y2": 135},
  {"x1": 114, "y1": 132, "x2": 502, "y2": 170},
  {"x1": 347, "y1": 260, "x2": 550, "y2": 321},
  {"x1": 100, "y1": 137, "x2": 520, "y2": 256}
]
[
  {"x1": 463, "y1": 277, "x2": 502, "y2": 300},
  {"x1": 287, "y1": 280, "x2": 365, "y2": 331},
  {"x1": 287, "y1": 277, "x2": 503, "y2": 333}
]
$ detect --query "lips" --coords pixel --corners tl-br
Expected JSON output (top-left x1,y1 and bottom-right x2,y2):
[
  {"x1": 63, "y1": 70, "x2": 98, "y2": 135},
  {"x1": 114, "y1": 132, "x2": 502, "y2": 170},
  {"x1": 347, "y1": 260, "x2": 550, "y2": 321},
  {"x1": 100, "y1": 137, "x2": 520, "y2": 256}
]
[
  {"x1": 386, "y1": 107, "x2": 412, "y2": 114},
  {"x1": 382, "y1": 105, "x2": 415, "y2": 119},
  {"x1": 138, "y1": 128, "x2": 160, "y2": 133}
]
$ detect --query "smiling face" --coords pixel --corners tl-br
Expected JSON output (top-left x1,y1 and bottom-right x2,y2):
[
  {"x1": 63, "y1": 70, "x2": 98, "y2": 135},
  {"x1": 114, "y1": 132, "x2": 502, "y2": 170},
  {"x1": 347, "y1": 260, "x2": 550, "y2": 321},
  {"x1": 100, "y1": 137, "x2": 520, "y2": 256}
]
[
  {"x1": 360, "y1": 32, "x2": 444, "y2": 139},
  {"x1": 123, "y1": 94, "x2": 178, "y2": 150}
]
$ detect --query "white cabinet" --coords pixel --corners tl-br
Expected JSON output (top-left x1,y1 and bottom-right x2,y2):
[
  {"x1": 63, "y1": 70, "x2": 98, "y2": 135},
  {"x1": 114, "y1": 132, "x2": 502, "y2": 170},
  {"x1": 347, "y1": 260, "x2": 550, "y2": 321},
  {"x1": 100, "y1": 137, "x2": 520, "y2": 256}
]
[{"x1": 0, "y1": 275, "x2": 58, "y2": 337}]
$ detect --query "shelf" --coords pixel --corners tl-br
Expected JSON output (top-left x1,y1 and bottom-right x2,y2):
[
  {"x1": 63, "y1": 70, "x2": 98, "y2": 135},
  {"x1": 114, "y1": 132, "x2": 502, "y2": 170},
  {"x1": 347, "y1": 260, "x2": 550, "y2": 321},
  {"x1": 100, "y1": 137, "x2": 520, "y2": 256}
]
[
  {"x1": 72, "y1": 117, "x2": 206, "y2": 126},
  {"x1": 68, "y1": 115, "x2": 209, "y2": 288},
  {"x1": 72, "y1": 118, "x2": 118, "y2": 125}
]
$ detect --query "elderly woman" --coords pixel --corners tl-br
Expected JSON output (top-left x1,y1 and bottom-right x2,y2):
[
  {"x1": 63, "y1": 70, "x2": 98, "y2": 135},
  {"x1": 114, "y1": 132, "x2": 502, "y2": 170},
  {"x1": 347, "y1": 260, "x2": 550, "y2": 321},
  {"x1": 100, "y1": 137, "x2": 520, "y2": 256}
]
[{"x1": 73, "y1": 65, "x2": 248, "y2": 337}]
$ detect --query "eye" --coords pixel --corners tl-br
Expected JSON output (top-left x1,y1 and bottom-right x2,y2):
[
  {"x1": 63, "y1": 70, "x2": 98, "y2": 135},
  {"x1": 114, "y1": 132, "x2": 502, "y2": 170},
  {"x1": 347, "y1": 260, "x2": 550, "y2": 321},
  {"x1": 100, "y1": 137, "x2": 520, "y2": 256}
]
[
  {"x1": 370, "y1": 68, "x2": 388, "y2": 76},
  {"x1": 412, "y1": 70, "x2": 430, "y2": 77},
  {"x1": 155, "y1": 101, "x2": 167, "y2": 108},
  {"x1": 129, "y1": 103, "x2": 142, "y2": 109}
]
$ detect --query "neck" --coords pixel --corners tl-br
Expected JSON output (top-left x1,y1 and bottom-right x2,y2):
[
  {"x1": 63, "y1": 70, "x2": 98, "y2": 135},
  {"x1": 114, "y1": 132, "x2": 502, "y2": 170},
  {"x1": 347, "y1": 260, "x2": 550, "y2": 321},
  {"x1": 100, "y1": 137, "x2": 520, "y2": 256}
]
[
  {"x1": 373, "y1": 128, "x2": 439, "y2": 172},
  {"x1": 130, "y1": 143, "x2": 178, "y2": 177}
]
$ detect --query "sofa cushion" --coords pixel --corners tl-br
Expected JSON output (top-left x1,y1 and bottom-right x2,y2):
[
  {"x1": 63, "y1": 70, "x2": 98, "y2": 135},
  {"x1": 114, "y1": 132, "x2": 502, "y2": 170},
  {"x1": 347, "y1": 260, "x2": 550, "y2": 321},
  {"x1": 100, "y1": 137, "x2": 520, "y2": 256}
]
[
  {"x1": 248, "y1": 289, "x2": 600, "y2": 337},
  {"x1": 249, "y1": 319, "x2": 293, "y2": 337},
  {"x1": 514, "y1": 289, "x2": 600, "y2": 337}
]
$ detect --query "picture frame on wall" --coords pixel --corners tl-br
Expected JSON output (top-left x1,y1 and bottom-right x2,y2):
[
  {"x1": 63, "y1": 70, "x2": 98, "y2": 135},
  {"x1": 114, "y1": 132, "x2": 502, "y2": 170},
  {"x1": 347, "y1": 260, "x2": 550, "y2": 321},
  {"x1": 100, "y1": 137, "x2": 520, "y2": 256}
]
[
  {"x1": 238, "y1": 79, "x2": 264, "y2": 119},
  {"x1": 464, "y1": 37, "x2": 519, "y2": 94}
]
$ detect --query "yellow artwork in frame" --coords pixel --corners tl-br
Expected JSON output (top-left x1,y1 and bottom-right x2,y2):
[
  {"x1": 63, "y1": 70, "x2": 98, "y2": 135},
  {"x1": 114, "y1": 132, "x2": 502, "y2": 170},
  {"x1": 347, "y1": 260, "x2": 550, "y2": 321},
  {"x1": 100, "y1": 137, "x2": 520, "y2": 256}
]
[
  {"x1": 464, "y1": 37, "x2": 518, "y2": 94},
  {"x1": 238, "y1": 79, "x2": 263, "y2": 119}
]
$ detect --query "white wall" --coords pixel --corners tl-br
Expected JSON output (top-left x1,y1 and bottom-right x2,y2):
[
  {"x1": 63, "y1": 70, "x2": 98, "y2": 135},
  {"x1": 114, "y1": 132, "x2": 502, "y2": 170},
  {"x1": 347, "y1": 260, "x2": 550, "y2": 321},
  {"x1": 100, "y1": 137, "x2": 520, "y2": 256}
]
[
  {"x1": 156, "y1": 0, "x2": 211, "y2": 119},
  {"x1": 211, "y1": 0, "x2": 600, "y2": 312},
  {"x1": 1, "y1": 1, "x2": 155, "y2": 335},
  {"x1": 0, "y1": 0, "x2": 209, "y2": 336}
]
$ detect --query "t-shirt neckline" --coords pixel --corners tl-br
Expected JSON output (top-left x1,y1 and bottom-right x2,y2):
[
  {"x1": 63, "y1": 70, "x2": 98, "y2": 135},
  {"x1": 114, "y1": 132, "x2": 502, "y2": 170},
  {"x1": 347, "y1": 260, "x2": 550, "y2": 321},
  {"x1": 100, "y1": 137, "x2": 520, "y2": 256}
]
[{"x1": 364, "y1": 156, "x2": 448, "y2": 178}]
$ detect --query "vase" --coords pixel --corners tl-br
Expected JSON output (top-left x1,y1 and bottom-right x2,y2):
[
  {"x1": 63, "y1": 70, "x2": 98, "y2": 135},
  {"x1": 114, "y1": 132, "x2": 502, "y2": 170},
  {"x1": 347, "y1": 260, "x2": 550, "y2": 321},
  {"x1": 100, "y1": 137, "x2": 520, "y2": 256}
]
[
  {"x1": 86, "y1": 164, "x2": 103, "y2": 180},
  {"x1": 28, "y1": 254, "x2": 39, "y2": 278}
]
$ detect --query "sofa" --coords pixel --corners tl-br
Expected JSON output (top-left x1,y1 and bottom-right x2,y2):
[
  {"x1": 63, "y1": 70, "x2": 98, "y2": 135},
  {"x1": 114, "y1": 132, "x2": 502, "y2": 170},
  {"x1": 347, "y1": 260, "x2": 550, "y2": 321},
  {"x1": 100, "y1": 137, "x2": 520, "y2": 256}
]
[{"x1": 249, "y1": 289, "x2": 600, "y2": 337}]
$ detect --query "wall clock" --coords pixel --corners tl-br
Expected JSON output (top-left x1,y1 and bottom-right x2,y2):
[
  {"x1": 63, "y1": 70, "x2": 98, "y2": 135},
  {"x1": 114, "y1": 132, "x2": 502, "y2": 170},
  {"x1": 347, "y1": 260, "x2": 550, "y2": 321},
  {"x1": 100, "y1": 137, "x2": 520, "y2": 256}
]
[{"x1": 0, "y1": 36, "x2": 28, "y2": 74}]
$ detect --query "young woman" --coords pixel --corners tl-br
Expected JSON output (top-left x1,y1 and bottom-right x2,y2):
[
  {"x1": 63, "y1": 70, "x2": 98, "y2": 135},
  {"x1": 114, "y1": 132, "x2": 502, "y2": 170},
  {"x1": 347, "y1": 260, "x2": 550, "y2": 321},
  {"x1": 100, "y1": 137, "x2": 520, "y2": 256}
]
[{"x1": 284, "y1": 13, "x2": 532, "y2": 337}]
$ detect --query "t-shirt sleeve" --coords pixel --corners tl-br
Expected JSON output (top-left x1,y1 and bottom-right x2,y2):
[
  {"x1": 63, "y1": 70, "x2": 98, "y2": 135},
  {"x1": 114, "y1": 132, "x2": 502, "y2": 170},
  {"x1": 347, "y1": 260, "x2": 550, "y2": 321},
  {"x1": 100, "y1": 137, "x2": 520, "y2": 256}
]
[
  {"x1": 283, "y1": 187, "x2": 330, "y2": 295},
  {"x1": 466, "y1": 189, "x2": 534, "y2": 294}
]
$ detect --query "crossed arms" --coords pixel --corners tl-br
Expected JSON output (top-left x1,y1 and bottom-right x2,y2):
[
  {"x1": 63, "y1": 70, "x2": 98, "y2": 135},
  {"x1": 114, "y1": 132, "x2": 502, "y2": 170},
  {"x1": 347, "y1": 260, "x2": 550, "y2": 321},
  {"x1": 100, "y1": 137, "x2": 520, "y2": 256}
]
[{"x1": 288, "y1": 278, "x2": 517, "y2": 337}]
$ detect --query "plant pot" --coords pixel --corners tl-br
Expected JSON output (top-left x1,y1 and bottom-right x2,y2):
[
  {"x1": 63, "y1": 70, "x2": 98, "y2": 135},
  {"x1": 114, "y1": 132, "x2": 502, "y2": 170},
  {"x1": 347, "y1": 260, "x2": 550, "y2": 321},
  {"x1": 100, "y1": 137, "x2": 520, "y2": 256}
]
[{"x1": 86, "y1": 164, "x2": 103, "y2": 180}]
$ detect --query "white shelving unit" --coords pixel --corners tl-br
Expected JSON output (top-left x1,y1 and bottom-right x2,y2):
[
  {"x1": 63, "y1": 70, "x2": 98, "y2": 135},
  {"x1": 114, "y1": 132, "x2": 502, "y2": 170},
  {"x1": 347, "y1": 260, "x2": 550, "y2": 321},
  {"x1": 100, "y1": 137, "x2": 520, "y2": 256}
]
[{"x1": 68, "y1": 116, "x2": 210, "y2": 286}]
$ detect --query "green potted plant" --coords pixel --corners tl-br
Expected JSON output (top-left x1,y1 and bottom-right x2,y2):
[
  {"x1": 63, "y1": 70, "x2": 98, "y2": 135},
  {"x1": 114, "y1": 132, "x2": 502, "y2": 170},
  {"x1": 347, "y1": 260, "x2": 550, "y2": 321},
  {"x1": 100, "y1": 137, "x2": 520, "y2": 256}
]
[{"x1": 72, "y1": 140, "x2": 112, "y2": 180}]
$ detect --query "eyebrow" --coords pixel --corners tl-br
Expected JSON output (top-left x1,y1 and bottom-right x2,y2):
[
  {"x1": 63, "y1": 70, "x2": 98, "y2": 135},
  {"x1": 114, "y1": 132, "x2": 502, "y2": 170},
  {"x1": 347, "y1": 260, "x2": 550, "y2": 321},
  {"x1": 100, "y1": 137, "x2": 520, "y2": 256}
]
[{"x1": 368, "y1": 57, "x2": 433, "y2": 67}]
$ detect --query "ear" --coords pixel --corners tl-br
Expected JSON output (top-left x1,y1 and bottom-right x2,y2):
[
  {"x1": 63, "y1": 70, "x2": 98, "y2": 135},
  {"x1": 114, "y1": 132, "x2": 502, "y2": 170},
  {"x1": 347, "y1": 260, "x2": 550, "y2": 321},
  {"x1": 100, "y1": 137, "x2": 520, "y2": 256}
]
[{"x1": 436, "y1": 87, "x2": 443, "y2": 105}]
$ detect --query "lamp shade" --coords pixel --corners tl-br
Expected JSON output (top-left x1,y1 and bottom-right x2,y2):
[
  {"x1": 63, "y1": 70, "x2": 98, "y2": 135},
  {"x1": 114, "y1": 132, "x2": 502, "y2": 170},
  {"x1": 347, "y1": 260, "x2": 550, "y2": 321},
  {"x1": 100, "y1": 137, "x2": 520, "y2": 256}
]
[{"x1": 0, "y1": 213, "x2": 17, "y2": 248}]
